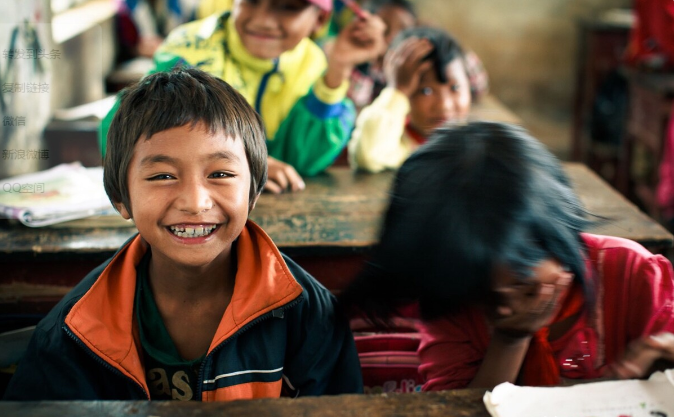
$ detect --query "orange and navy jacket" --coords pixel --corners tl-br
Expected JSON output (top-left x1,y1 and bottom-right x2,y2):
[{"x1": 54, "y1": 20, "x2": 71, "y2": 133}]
[{"x1": 4, "y1": 221, "x2": 363, "y2": 400}]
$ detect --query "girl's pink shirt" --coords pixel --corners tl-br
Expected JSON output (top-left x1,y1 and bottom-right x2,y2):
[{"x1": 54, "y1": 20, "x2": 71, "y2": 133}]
[{"x1": 417, "y1": 233, "x2": 674, "y2": 390}]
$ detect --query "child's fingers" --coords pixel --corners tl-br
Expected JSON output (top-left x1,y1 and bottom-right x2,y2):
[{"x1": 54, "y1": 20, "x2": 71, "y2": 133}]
[
  {"x1": 272, "y1": 172, "x2": 289, "y2": 191},
  {"x1": 392, "y1": 41, "x2": 432, "y2": 74},
  {"x1": 415, "y1": 61, "x2": 434, "y2": 75},
  {"x1": 643, "y1": 332, "x2": 674, "y2": 361},
  {"x1": 397, "y1": 38, "x2": 431, "y2": 57},
  {"x1": 529, "y1": 283, "x2": 556, "y2": 316},
  {"x1": 607, "y1": 361, "x2": 645, "y2": 379},
  {"x1": 610, "y1": 334, "x2": 674, "y2": 380},
  {"x1": 404, "y1": 42, "x2": 434, "y2": 65},
  {"x1": 556, "y1": 271, "x2": 574, "y2": 287},
  {"x1": 390, "y1": 37, "x2": 420, "y2": 55},
  {"x1": 347, "y1": 15, "x2": 384, "y2": 41},
  {"x1": 282, "y1": 166, "x2": 305, "y2": 192},
  {"x1": 263, "y1": 180, "x2": 283, "y2": 195}
]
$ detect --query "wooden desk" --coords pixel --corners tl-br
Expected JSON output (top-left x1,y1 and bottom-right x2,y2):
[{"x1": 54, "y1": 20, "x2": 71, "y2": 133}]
[
  {"x1": 0, "y1": 390, "x2": 490, "y2": 417},
  {"x1": 1, "y1": 163, "x2": 671, "y2": 316},
  {"x1": 470, "y1": 95, "x2": 522, "y2": 125}
]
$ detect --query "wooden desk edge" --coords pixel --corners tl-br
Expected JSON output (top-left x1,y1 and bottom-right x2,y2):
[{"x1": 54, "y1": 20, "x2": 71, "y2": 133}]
[
  {"x1": 0, "y1": 389, "x2": 491, "y2": 417},
  {"x1": 566, "y1": 163, "x2": 674, "y2": 248}
]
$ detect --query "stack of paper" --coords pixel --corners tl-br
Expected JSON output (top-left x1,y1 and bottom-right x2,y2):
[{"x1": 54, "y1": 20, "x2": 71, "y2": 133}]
[
  {"x1": 485, "y1": 370, "x2": 674, "y2": 417},
  {"x1": 0, "y1": 162, "x2": 118, "y2": 227}
]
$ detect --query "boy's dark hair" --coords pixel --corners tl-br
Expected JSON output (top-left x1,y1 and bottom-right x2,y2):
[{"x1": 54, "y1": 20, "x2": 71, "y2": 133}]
[
  {"x1": 390, "y1": 26, "x2": 464, "y2": 84},
  {"x1": 104, "y1": 68, "x2": 267, "y2": 214},
  {"x1": 341, "y1": 122, "x2": 593, "y2": 322},
  {"x1": 363, "y1": 0, "x2": 416, "y2": 18}
]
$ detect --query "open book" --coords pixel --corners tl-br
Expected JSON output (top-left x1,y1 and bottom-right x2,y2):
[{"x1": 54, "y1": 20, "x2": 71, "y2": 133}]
[
  {"x1": 485, "y1": 370, "x2": 674, "y2": 417},
  {"x1": 0, "y1": 162, "x2": 123, "y2": 227}
]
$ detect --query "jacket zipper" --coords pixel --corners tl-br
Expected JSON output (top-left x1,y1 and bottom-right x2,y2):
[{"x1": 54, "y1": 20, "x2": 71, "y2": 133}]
[
  {"x1": 195, "y1": 295, "x2": 304, "y2": 400},
  {"x1": 63, "y1": 324, "x2": 150, "y2": 399},
  {"x1": 255, "y1": 59, "x2": 279, "y2": 116}
]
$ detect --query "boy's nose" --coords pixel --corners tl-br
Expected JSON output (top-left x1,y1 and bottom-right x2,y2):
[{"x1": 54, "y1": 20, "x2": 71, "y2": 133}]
[
  {"x1": 248, "y1": 2, "x2": 278, "y2": 29},
  {"x1": 438, "y1": 92, "x2": 457, "y2": 117},
  {"x1": 176, "y1": 181, "x2": 213, "y2": 215}
]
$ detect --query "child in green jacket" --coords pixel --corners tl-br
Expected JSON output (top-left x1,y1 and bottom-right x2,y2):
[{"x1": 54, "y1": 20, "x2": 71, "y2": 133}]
[{"x1": 100, "y1": 0, "x2": 385, "y2": 193}]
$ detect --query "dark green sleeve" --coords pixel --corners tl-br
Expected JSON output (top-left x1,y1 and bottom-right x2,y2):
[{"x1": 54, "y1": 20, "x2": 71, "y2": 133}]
[{"x1": 266, "y1": 90, "x2": 356, "y2": 177}]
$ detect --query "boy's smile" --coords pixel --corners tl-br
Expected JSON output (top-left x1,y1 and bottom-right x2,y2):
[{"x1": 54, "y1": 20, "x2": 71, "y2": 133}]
[
  {"x1": 408, "y1": 58, "x2": 471, "y2": 137},
  {"x1": 233, "y1": 0, "x2": 327, "y2": 60},
  {"x1": 117, "y1": 122, "x2": 255, "y2": 271}
]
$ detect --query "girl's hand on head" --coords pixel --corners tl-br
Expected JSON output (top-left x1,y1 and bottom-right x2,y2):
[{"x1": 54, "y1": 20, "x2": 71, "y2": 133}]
[
  {"x1": 383, "y1": 37, "x2": 434, "y2": 98},
  {"x1": 608, "y1": 332, "x2": 674, "y2": 379},
  {"x1": 489, "y1": 260, "x2": 574, "y2": 339},
  {"x1": 265, "y1": 156, "x2": 305, "y2": 194}
]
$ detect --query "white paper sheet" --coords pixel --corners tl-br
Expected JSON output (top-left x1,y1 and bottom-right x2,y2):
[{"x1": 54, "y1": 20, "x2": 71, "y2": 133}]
[{"x1": 484, "y1": 370, "x2": 674, "y2": 417}]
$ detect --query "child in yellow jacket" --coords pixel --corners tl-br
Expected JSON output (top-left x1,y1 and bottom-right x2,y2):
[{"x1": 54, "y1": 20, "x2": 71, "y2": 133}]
[{"x1": 101, "y1": 0, "x2": 385, "y2": 192}]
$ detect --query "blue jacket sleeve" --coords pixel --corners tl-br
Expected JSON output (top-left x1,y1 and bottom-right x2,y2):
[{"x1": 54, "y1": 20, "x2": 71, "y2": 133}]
[{"x1": 266, "y1": 89, "x2": 356, "y2": 177}]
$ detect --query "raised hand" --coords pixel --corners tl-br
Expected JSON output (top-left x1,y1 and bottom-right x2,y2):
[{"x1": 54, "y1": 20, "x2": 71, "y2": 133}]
[
  {"x1": 323, "y1": 12, "x2": 386, "y2": 88},
  {"x1": 384, "y1": 37, "x2": 435, "y2": 98}
]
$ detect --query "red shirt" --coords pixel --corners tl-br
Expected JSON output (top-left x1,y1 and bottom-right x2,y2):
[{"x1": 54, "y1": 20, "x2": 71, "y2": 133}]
[{"x1": 417, "y1": 233, "x2": 674, "y2": 389}]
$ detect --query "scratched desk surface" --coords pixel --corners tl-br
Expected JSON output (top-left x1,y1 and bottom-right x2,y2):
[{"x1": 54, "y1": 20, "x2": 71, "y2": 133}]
[
  {"x1": 1, "y1": 163, "x2": 672, "y2": 262},
  {"x1": 0, "y1": 390, "x2": 490, "y2": 417},
  {"x1": 470, "y1": 94, "x2": 522, "y2": 125},
  {"x1": 0, "y1": 168, "x2": 391, "y2": 261}
]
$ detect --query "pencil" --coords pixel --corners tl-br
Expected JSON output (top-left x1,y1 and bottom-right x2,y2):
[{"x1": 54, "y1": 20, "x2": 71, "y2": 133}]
[{"x1": 342, "y1": 0, "x2": 367, "y2": 20}]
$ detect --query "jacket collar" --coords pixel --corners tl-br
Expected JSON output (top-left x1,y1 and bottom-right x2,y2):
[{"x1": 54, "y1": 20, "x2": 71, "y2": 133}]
[{"x1": 64, "y1": 220, "x2": 303, "y2": 393}]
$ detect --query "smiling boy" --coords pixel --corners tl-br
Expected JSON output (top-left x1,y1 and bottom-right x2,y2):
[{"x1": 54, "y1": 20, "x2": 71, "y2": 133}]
[
  {"x1": 348, "y1": 26, "x2": 471, "y2": 173},
  {"x1": 4, "y1": 69, "x2": 363, "y2": 401},
  {"x1": 100, "y1": 0, "x2": 385, "y2": 194}
]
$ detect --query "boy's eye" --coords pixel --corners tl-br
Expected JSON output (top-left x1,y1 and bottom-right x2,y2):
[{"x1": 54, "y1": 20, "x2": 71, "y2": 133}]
[
  {"x1": 450, "y1": 83, "x2": 461, "y2": 92},
  {"x1": 148, "y1": 174, "x2": 175, "y2": 181},
  {"x1": 418, "y1": 87, "x2": 433, "y2": 96},
  {"x1": 209, "y1": 172, "x2": 234, "y2": 179}
]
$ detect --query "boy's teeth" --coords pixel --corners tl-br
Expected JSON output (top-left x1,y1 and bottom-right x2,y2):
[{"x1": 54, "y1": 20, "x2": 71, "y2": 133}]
[{"x1": 169, "y1": 225, "x2": 216, "y2": 238}]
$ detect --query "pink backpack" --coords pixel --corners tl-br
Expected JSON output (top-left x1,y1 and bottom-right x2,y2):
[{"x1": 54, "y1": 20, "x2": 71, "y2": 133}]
[{"x1": 351, "y1": 317, "x2": 425, "y2": 394}]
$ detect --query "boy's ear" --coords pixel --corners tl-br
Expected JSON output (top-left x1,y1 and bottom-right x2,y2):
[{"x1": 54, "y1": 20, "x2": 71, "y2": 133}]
[
  {"x1": 115, "y1": 202, "x2": 132, "y2": 220},
  {"x1": 248, "y1": 193, "x2": 261, "y2": 213}
]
